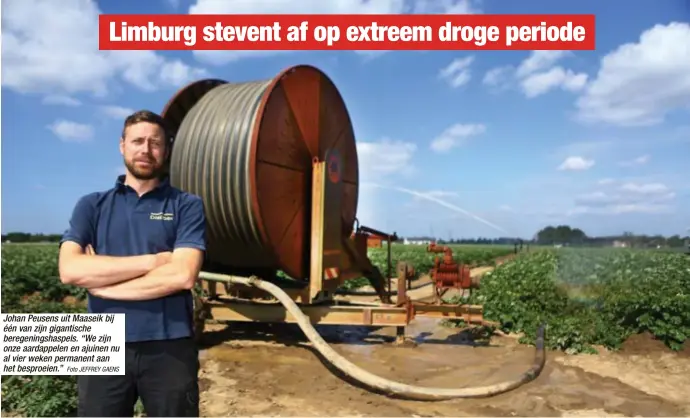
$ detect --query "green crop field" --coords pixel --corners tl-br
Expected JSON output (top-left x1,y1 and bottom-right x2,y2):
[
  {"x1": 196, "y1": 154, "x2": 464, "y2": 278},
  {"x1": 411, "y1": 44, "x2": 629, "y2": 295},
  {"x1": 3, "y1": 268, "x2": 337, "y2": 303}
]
[
  {"x1": 1, "y1": 242, "x2": 688, "y2": 416},
  {"x1": 2, "y1": 243, "x2": 86, "y2": 311},
  {"x1": 454, "y1": 247, "x2": 690, "y2": 354},
  {"x1": 0, "y1": 242, "x2": 515, "y2": 301},
  {"x1": 2, "y1": 244, "x2": 87, "y2": 417},
  {"x1": 369, "y1": 243, "x2": 516, "y2": 272},
  {"x1": 341, "y1": 243, "x2": 517, "y2": 289}
]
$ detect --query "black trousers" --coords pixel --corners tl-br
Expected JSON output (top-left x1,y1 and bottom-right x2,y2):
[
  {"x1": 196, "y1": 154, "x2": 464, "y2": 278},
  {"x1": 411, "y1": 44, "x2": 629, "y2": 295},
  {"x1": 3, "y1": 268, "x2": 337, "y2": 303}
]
[{"x1": 77, "y1": 337, "x2": 199, "y2": 417}]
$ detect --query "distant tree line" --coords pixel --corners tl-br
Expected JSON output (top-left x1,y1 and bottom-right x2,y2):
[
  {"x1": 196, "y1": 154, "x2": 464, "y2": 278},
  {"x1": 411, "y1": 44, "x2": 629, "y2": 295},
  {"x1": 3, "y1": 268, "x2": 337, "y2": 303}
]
[
  {"x1": 533, "y1": 225, "x2": 689, "y2": 248},
  {"x1": 433, "y1": 237, "x2": 523, "y2": 245},
  {"x1": 4, "y1": 228, "x2": 689, "y2": 250},
  {"x1": 2, "y1": 232, "x2": 62, "y2": 243},
  {"x1": 404, "y1": 225, "x2": 689, "y2": 249}
]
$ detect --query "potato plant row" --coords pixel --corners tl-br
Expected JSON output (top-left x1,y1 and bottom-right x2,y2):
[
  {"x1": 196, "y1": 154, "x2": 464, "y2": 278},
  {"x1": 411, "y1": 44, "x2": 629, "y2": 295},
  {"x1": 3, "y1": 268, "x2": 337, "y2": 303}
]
[
  {"x1": 0, "y1": 243, "x2": 516, "y2": 300},
  {"x1": 457, "y1": 248, "x2": 690, "y2": 353}
]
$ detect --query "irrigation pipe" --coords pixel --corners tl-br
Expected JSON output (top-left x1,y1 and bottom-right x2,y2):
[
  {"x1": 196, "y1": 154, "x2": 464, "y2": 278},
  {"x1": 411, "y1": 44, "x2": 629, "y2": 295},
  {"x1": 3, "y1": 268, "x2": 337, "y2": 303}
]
[{"x1": 199, "y1": 272, "x2": 546, "y2": 400}]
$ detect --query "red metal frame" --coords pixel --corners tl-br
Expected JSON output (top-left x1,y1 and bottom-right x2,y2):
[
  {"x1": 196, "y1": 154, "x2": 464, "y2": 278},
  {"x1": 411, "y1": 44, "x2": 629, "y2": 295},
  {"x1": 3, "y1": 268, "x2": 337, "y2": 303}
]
[{"x1": 427, "y1": 242, "x2": 477, "y2": 303}]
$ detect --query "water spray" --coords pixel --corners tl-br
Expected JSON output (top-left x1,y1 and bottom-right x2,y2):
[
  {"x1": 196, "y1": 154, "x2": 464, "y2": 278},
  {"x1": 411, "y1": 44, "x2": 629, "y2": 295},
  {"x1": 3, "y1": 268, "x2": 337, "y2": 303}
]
[{"x1": 367, "y1": 183, "x2": 511, "y2": 235}]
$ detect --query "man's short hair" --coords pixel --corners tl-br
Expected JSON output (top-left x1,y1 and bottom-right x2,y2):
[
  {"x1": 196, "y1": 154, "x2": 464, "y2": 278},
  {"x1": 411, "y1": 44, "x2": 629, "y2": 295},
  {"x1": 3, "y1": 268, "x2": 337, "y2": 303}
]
[{"x1": 122, "y1": 110, "x2": 171, "y2": 144}]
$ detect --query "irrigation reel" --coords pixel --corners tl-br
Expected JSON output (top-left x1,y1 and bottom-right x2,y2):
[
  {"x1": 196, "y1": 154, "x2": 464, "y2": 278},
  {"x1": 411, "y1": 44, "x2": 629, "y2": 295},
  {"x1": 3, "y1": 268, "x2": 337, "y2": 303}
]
[{"x1": 163, "y1": 64, "x2": 546, "y2": 400}]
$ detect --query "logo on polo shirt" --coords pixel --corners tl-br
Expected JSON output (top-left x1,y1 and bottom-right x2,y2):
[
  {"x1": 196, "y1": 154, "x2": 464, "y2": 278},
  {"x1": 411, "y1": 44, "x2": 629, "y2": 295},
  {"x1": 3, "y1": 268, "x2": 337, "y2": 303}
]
[{"x1": 150, "y1": 212, "x2": 174, "y2": 221}]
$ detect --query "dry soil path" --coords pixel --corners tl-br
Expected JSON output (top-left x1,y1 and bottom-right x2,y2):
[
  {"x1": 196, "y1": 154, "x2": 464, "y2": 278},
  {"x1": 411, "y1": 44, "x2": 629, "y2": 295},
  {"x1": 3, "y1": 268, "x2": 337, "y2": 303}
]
[
  {"x1": 197, "y1": 322, "x2": 690, "y2": 417},
  {"x1": 195, "y1": 261, "x2": 690, "y2": 416}
]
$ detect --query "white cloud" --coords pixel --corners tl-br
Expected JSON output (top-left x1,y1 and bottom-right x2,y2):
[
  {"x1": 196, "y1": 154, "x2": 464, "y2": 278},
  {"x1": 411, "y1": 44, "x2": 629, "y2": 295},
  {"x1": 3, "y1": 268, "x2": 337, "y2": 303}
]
[
  {"x1": 569, "y1": 203, "x2": 672, "y2": 215},
  {"x1": 520, "y1": 67, "x2": 588, "y2": 98},
  {"x1": 552, "y1": 141, "x2": 651, "y2": 173},
  {"x1": 159, "y1": 60, "x2": 208, "y2": 87},
  {"x1": 499, "y1": 176, "x2": 685, "y2": 231},
  {"x1": 575, "y1": 191, "x2": 611, "y2": 204},
  {"x1": 100, "y1": 106, "x2": 136, "y2": 120},
  {"x1": 618, "y1": 155, "x2": 650, "y2": 167},
  {"x1": 1, "y1": 0, "x2": 207, "y2": 98},
  {"x1": 109, "y1": 52, "x2": 207, "y2": 93},
  {"x1": 620, "y1": 182, "x2": 671, "y2": 195},
  {"x1": 558, "y1": 156, "x2": 595, "y2": 171},
  {"x1": 188, "y1": 0, "x2": 481, "y2": 64},
  {"x1": 357, "y1": 138, "x2": 416, "y2": 178},
  {"x1": 430, "y1": 123, "x2": 486, "y2": 152},
  {"x1": 555, "y1": 139, "x2": 615, "y2": 159},
  {"x1": 575, "y1": 22, "x2": 690, "y2": 126},
  {"x1": 48, "y1": 120, "x2": 94, "y2": 142},
  {"x1": 356, "y1": 137, "x2": 417, "y2": 228},
  {"x1": 42, "y1": 95, "x2": 82, "y2": 107},
  {"x1": 482, "y1": 50, "x2": 588, "y2": 98},
  {"x1": 438, "y1": 56, "x2": 474, "y2": 88},
  {"x1": 571, "y1": 181, "x2": 676, "y2": 215},
  {"x1": 482, "y1": 66, "x2": 512, "y2": 87},
  {"x1": 516, "y1": 51, "x2": 570, "y2": 78},
  {"x1": 411, "y1": 0, "x2": 480, "y2": 14}
]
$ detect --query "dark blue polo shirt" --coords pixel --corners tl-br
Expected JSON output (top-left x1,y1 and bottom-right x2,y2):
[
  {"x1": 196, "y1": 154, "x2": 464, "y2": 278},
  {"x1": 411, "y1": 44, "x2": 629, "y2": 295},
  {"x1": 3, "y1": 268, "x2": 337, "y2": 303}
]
[{"x1": 60, "y1": 175, "x2": 206, "y2": 343}]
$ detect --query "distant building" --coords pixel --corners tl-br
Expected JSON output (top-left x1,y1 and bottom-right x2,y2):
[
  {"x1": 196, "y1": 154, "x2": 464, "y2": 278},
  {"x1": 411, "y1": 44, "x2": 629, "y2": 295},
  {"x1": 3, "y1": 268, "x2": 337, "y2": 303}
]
[
  {"x1": 404, "y1": 237, "x2": 432, "y2": 245},
  {"x1": 612, "y1": 240, "x2": 629, "y2": 248}
]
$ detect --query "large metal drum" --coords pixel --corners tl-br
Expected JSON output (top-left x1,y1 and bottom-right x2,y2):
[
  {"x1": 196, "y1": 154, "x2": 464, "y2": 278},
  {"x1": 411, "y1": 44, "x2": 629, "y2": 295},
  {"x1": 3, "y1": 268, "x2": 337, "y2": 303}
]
[{"x1": 161, "y1": 65, "x2": 359, "y2": 280}]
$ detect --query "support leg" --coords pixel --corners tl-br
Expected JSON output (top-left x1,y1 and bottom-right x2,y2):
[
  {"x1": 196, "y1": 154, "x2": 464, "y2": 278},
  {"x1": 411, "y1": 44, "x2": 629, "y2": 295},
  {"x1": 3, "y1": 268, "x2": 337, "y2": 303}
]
[{"x1": 393, "y1": 326, "x2": 416, "y2": 347}]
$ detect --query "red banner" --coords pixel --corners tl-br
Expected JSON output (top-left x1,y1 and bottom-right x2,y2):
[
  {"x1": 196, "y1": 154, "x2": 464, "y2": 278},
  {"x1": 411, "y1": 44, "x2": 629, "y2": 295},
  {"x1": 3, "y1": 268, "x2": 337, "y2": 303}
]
[{"x1": 98, "y1": 14, "x2": 596, "y2": 51}]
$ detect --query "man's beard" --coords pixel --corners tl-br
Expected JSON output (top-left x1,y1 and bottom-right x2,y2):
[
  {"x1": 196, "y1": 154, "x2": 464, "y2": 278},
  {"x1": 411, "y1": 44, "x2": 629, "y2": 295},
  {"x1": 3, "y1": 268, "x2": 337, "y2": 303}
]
[{"x1": 124, "y1": 158, "x2": 163, "y2": 180}]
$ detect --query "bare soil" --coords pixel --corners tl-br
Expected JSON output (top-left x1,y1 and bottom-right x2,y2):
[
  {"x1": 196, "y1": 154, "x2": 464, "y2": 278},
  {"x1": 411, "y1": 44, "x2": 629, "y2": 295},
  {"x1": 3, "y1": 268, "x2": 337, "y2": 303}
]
[
  {"x1": 197, "y1": 322, "x2": 690, "y2": 417},
  {"x1": 196, "y1": 264, "x2": 690, "y2": 417}
]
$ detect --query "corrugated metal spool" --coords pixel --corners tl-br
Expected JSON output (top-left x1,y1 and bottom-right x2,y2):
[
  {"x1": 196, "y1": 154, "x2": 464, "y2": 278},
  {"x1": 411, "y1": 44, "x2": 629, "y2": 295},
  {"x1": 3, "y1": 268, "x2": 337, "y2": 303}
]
[{"x1": 161, "y1": 65, "x2": 359, "y2": 280}]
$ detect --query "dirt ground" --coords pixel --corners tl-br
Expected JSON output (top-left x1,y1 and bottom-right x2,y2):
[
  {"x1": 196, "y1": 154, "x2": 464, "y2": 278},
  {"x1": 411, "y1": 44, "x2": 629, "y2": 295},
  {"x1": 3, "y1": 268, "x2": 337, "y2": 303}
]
[
  {"x1": 197, "y1": 322, "x2": 690, "y2": 417},
  {"x1": 196, "y1": 267, "x2": 690, "y2": 417}
]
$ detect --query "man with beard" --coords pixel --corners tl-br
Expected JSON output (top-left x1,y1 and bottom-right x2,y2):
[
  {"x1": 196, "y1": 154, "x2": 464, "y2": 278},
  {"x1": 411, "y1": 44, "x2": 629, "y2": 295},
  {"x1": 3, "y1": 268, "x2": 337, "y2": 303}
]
[{"x1": 58, "y1": 110, "x2": 206, "y2": 417}]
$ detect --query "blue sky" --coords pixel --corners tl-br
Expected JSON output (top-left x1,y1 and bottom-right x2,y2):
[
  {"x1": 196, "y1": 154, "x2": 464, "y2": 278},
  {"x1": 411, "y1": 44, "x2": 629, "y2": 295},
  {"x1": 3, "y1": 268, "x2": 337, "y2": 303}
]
[{"x1": 2, "y1": 0, "x2": 689, "y2": 240}]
